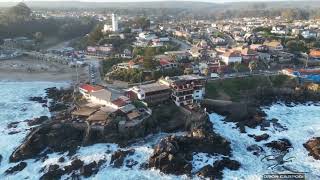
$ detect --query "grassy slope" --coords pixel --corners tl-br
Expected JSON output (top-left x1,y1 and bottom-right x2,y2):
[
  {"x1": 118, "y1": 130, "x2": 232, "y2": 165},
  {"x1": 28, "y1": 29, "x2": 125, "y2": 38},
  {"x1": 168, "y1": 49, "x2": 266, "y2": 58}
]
[{"x1": 206, "y1": 75, "x2": 295, "y2": 102}]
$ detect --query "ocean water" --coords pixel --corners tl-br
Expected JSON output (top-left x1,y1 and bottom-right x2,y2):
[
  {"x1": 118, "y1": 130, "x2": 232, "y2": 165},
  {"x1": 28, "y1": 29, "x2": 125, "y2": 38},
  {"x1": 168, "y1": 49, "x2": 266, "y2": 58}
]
[
  {"x1": 210, "y1": 103, "x2": 320, "y2": 180},
  {"x1": 0, "y1": 81, "x2": 319, "y2": 180}
]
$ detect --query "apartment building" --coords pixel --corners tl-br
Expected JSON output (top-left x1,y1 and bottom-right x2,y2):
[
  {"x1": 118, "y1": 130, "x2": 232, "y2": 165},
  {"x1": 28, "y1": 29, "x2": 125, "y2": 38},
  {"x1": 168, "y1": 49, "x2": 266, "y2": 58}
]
[{"x1": 159, "y1": 75, "x2": 206, "y2": 106}]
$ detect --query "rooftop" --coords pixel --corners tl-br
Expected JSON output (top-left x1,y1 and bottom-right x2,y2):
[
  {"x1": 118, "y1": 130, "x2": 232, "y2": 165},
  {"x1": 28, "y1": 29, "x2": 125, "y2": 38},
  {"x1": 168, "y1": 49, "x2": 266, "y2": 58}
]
[{"x1": 133, "y1": 83, "x2": 170, "y2": 93}]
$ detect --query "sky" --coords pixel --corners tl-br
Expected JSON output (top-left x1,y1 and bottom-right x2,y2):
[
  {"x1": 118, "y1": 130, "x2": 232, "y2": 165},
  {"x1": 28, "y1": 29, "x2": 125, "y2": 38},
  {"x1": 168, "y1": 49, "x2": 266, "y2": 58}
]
[{"x1": 0, "y1": 0, "x2": 304, "y2": 3}]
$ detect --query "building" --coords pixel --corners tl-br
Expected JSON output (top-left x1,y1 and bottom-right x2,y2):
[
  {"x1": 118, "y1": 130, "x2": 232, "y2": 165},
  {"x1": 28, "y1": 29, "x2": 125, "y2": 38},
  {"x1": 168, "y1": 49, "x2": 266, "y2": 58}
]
[
  {"x1": 159, "y1": 75, "x2": 206, "y2": 106},
  {"x1": 112, "y1": 13, "x2": 119, "y2": 32},
  {"x1": 79, "y1": 84, "x2": 104, "y2": 98},
  {"x1": 89, "y1": 89, "x2": 118, "y2": 108},
  {"x1": 301, "y1": 30, "x2": 317, "y2": 39},
  {"x1": 241, "y1": 48, "x2": 259, "y2": 63},
  {"x1": 271, "y1": 25, "x2": 288, "y2": 35},
  {"x1": 127, "y1": 82, "x2": 171, "y2": 105},
  {"x1": 263, "y1": 41, "x2": 284, "y2": 51},
  {"x1": 309, "y1": 49, "x2": 320, "y2": 61},
  {"x1": 220, "y1": 51, "x2": 242, "y2": 65}
]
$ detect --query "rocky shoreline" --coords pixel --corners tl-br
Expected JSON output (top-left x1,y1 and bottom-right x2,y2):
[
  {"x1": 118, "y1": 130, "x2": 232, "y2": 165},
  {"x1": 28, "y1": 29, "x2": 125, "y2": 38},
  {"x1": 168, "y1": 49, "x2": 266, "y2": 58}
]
[{"x1": 5, "y1": 83, "x2": 320, "y2": 179}]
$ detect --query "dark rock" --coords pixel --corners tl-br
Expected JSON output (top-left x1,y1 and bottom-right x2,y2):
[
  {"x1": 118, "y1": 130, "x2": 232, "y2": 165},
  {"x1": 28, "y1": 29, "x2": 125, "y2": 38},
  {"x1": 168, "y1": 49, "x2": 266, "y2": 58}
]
[
  {"x1": 5, "y1": 162, "x2": 27, "y2": 174},
  {"x1": 110, "y1": 149, "x2": 135, "y2": 168},
  {"x1": 149, "y1": 127, "x2": 231, "y2": 176},
  {"x1": 58, "y1": 157, "x2": 65, "y2": 163},
  {"x1": 29, "y1": 96, "x2": 47, "y2": 104},
  {"x1": 10, "y1": 122, "x2": 85, "y2": 162},
  {"x1": 80, "y1": 161, "x2": 98, "y2": 177},
  {"x1": 248, "y1": 133, "x2": 270, "y2": 142},
  {"x1": 27, "y1": 116, "x2": 49, "y2": 126},
  {"x1": 213, "y1": 158, "x2": 241, "y2": 171},
  {"x1": 0, "y1": 154, "x2": 2, "y2": 165},
  {"x1": 196, "y1": 158, "x2": 240, "y2": 179},
  {"x1": 8, "y1": 130, "x2": 21, "y2": 135},
  {"x1": 247, "y1": 144, "x2": 264, "y2": 156},
  {"x1": 40, "y1": 164, "x2": 64, "y2": 180},
  {"x1": 7, "y1": 121, "x2": 20, "y2": 129},
  {"x1": 270, "y1": 119, "x2": 287, "y2": 132},
  {"x1": 265, "y1": 138, "x2": 292, "y2": 152},
  {"x1": 304, "y1": 137, "x2": 320, "y2": 160},
  {"x1": 125, "y1": 159, "x2": 139, "y2": 168},
  {"x1": 139, "y1": 162, "x2": 149, "y2": 170},
  {"x1": 196, "y1": 165, "x2": 223, "y2": 179}
]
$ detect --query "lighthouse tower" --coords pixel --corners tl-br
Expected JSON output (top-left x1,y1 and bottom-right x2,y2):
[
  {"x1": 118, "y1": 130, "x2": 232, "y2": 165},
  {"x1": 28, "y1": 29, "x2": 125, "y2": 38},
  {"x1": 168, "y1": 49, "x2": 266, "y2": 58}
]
[{"x1": 112, "y1": 13, "x2": 118, "y2": 32}]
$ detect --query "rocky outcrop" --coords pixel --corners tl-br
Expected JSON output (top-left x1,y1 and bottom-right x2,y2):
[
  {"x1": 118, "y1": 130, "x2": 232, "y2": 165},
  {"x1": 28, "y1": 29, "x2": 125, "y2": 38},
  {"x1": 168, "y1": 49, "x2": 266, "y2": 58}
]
[
  {"x1": 248, "y1": 133, "x2": 270, "y2": 142},
  {"x1": 29, "y1": 96, "x2": 48, "y2": 104},
  {"x1": 196, "y1": 158, "x2": 240, "y2": 179},
  {"x1": 40, "y1": 164, "x2": 64, "y2": 180},
  {"x1": 110, "y1": 149, "x2": 135, "y2": 168},
  {"x1": 7, "y1": 121, "x2": 20, "y2": 129},
  {"x1": 265, "y1": 138, "x2": 292, "y2": 152},
  {"x1": 5, "y1": 162, "x2": 27, "y2": 174},
  {"x1": 304, "y1": 137, "x2": 320, "y2": 160},
  {"x1": 10, "y1": 122, "x2": 86, "y2": 162},
  {"x1": 149, "y1": 127, "x2": 233, "y2": 176},
  {"x1": 247, "y1": 144, "x2": 264, "y2": 156},
  {"x1": 40, "y1": 158, "x2": 106, "y2": 179},
  {"x1": 27, "y1": 116, "x2": 49, "y2": 126}
]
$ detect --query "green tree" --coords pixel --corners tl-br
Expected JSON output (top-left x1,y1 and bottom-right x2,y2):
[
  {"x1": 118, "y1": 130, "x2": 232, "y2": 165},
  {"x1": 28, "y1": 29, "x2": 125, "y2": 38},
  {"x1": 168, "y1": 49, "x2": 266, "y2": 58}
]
[
  {"x1": 233, "y1": 62, "x2": 241, "y2": 73},
  {"x1": 286, "y1": 40, "x2": 308, "y2": 53},
  {"x1": 34, "y1": 32, "x2": 43, "y2": 43},
  {"x1": 248, "y1": 61, "x2": 257, "y2": 74},
  {"x1": 143, "y1": 47, "x2": 156, "y2": 70},
  {"x1": 87, "y1": 24, "x2": 104, "y2": 45}
]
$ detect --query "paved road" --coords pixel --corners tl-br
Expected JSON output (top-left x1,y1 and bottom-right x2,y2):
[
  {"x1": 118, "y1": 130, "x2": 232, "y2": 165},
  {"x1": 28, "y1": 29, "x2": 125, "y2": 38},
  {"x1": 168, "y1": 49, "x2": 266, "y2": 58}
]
[
  {"x1": 84, "y1": 56, "x2": 103, "y2": 85},
  {"x1": 207, "y1": 71, "x2": 280, "y2": 81}
]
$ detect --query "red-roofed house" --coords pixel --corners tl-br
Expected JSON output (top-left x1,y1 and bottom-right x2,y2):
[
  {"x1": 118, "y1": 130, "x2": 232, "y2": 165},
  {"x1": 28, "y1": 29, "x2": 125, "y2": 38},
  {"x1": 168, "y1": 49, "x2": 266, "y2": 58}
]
[
  {"x1": 159, "y1": 58, "x2": 177, "y2": 69},
  {"x1": 112, "y1": 96, "x2": 131, "y2": 108},
  {"x1": 79, "y1": 84, "x2": 104, "y2": 98}
]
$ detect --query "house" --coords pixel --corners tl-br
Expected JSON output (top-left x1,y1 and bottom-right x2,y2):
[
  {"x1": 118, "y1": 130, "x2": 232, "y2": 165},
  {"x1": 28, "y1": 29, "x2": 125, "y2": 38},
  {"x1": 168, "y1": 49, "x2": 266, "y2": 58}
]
[
  {"x1": 165, "y1": 51, "x2": 190, "y2": 62},
  {"x1": 159, "y1": 75, "x2": 206, "y2": 106},
  {"x1": 241, "y1": 48, "x2": 259, "y2": 63},
  {"x1": 291, "y1": 28, "x2": 303, "y2": 36},
  {"x1": 250, "y1": 44, "x2": 269, "y2": 52},
  {"x1": 271, "y1": 25, "x2": 288, "y2": 35},
  {"x1": 220, "y1": 51, "x2": 242, "y2": 65},
  {"x1": 211, "y1": 37, "x2": 226, "y2": 45},
  {"x1": 309, "y1": 49, "x2": 320, "y2": 61},
  {"x1": 159, "y1": 58, "x2": 178, "y2": 69},
  {"x1": 137, "y1": 32, "x2": 158, "y2": 41},
  {"x1": 189, "y1": 47, "x2": 203, "y2": 58},
  {"x1": 89, "y1": 89, "x2": 118, "y2": 108},
  {"x1": 120, "y1": 49, "x2": 132, "y2": 59},
  {"x1": 301, "y1": 30, "x2": 317, "y2": 39},
  {"x1": 79, "y1": 84, "x2": 104, "y2": 98},
  {"x1": 127, "y1": 82, "x2": 171, "y2": 105},
  {"x1": 263, "y1": 41, "x2": 284, "y2": 51}
]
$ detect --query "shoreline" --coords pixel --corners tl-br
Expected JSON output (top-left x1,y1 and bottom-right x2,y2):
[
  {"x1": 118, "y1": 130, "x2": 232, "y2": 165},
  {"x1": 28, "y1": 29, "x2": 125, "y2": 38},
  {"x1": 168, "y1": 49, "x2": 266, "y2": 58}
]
[{"x1": 0, "y1": 56, "x2": 88, "y2": 83}]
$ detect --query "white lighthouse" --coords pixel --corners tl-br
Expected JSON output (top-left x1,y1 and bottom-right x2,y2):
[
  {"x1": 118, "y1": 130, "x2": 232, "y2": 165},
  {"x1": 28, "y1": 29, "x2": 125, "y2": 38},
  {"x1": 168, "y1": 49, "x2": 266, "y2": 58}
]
[{"x1": 112, "y1": 13, "x2": 118, "y2": 32}]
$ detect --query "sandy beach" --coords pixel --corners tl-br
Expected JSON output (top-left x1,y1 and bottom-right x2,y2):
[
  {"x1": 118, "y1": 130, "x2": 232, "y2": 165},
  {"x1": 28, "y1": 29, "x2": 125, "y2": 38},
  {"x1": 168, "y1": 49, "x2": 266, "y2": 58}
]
[{"x1": 0, "y1": 56, "x2": 88, "y2": 83}]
